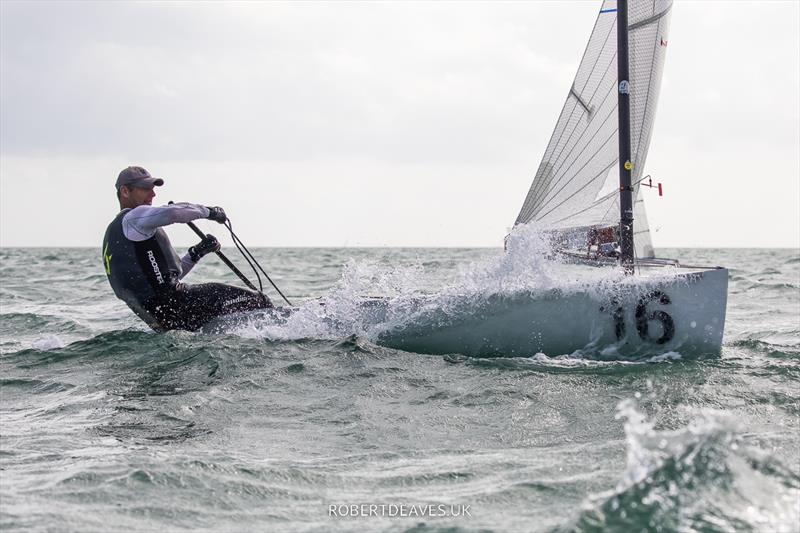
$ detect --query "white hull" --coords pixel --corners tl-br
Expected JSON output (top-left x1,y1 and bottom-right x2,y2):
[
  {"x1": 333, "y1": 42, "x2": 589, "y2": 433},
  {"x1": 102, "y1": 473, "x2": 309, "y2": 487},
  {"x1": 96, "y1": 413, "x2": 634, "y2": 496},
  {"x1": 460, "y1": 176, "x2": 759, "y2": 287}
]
[
  {"x1": 209, "y1": 265, "x2": 728, "y2": 359},
  {"x1": 374, "y1": 266, "x2": 728, "y2": 358}
]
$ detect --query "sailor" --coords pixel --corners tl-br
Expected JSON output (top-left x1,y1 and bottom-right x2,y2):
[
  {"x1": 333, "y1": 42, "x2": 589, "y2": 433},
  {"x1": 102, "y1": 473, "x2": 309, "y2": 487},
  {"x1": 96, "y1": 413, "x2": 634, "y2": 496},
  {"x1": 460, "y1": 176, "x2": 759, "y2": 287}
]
[
  {"x1": 102, "y1": 166, "x2": 272, "y2": 331},
  {"x1": 587, "y1": 226, "x2": 620, "y2": 258}
]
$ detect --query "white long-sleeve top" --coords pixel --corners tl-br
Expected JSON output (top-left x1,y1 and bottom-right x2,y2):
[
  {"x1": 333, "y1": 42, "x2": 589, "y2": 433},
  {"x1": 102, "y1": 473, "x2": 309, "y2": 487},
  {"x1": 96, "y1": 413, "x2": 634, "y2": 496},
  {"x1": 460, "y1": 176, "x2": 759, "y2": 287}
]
[{"x1": 122, "y1": 202, "x2": 211, "y2": 279}]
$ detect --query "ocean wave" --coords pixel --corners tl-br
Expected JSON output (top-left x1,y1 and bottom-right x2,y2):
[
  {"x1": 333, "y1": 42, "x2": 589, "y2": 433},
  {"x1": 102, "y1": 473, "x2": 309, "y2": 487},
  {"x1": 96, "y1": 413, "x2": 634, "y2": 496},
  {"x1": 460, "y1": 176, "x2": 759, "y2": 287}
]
[
  {"x1": 3, "y1": 330, "x2": 158, "y2": 368},
  {"x1": 729, "y1": 277, "x2": 800, "y2": 292},
  {"x1": 561, "y1": 401, "x2": 800, "y2": 533},
  {"x1": 451, "y1": 353, "x2": 690, "y2": 376},
  {"x1": 0, "y1": 377, "x2": 75, "y2": 394},
  {"x1": 730, "y1": 337, "x2": 800, "y2": 354},
  {"x1": 0, "y1": 312, "x2": 88, "y2": 335}
]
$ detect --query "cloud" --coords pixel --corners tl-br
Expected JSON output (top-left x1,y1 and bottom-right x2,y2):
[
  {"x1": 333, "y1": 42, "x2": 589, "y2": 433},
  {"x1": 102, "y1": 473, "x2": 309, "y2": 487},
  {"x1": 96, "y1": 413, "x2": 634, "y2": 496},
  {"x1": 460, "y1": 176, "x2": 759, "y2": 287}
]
[
  {"x1": 1, "y1": 1, "x2": 584, "y2": 166},
  {"x1": 1, "y1": 1, "x2": 798, "y2": 247}
]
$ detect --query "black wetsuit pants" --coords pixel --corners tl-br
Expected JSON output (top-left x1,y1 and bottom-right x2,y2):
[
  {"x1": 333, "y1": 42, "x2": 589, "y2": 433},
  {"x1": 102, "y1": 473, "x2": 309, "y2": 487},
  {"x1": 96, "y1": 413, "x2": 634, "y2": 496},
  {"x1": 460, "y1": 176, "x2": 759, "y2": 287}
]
[{"x1": 142, "y1": 282, "x2": 272, "y2": 332}]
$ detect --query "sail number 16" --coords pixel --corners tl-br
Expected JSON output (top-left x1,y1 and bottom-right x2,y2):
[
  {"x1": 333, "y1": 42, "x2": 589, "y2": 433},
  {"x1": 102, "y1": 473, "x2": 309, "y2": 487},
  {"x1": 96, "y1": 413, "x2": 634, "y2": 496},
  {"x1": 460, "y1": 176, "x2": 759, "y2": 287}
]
[{"x1": 604, "y1": 290, "x2": 675, "y2": 344}]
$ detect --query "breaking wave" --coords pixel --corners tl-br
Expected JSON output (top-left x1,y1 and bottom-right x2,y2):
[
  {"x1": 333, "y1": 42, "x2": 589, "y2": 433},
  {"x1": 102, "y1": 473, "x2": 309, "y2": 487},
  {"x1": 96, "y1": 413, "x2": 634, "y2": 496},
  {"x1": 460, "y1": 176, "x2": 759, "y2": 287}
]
[{"x1": 563, "y1": 401, "x2": 800, "y2": 533}]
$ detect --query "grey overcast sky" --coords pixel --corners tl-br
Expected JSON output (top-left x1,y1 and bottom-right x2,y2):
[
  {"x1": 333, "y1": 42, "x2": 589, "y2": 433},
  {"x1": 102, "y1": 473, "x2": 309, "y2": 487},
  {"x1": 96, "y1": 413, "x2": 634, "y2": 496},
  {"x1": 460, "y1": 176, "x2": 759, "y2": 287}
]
[{"x1": 1, "y1": 0, "x2": 798, "y2": 248}]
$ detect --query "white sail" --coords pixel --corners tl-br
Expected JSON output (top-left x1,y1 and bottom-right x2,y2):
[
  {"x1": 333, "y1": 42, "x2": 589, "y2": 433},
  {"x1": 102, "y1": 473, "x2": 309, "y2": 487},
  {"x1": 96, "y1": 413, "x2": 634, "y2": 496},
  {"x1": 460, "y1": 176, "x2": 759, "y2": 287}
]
[{"x1": 515, "y1": 0, "x2": 672, "y2": 259}]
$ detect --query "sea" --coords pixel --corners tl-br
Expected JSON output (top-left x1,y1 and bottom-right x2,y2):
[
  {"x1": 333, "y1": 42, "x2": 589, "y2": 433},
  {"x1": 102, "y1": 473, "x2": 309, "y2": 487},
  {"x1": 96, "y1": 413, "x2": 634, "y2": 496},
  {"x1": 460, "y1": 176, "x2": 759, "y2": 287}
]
[{"x1": 1, "y1": 244, "x2": 798, "y2": 532}]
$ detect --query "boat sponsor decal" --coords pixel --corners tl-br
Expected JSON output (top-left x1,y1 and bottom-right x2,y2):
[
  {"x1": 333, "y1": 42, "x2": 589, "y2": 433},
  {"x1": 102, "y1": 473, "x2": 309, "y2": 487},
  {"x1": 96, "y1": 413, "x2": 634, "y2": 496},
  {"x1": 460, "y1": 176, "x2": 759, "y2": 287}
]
[
  {"x1": 619, "y1": 80, "x2": 630, "y2": 94},
  {"x1": 624, "y1": 160, "x2": 633, "y2": 171},
  {"x1": 221, "y1": 294, "x2": 254, "y2": 309}
]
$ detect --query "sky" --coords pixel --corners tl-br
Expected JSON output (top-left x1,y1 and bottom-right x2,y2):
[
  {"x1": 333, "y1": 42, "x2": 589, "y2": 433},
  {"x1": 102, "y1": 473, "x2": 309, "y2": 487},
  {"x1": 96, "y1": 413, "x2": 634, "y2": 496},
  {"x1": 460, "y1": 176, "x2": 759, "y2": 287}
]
[{"x1": 1, "y1": 0, "x2": 798, "y2": 248}]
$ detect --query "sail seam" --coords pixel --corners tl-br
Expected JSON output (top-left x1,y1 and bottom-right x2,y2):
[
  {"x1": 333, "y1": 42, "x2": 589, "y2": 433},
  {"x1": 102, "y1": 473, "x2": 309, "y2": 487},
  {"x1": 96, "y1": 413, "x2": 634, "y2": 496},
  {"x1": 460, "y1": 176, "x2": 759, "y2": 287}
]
[
  {"x1": 515, "y1": 5, "x2": 612, "y2": 226},
  {"x1": 534, "y1": 128, "x2": 618, "y2": 221},
  {"x1": 544, "y1": 159, "x2": 619, "y2": 225},
  {"x1": 534, "y1": 49, "x2": 617, "y2": 213},
  {"x1": 599, "y1": 185, "x2": 619, "y2": 221},
  {"x1": 530, "y1": 84, "x2": 618, "y2": 215},
  {"x1": 518, "y1": 9, "x2": 618, "y2": 224},
  {"x1": 546, "y1": 164, "x2": 653, "y2": 227},
  {"x1": 521, "y1": 100, "x2": 582, "y2": 223},
  {"x1": 528, "y1": 22, "x2": 618, "y2": 214}
]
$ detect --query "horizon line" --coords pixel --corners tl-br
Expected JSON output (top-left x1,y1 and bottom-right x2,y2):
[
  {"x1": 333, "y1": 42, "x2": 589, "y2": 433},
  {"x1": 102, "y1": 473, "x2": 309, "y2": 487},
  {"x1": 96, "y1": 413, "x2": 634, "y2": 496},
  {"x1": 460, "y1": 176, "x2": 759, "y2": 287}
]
[{"x1": 1, "y1": 245, "x2": 798, "y2": 250}]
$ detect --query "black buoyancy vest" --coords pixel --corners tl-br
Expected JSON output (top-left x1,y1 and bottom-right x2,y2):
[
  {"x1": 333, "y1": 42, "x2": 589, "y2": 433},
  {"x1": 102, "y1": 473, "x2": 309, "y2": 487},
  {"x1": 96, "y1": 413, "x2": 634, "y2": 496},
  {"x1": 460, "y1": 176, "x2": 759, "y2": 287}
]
[{"x1": 102, "y1": 209, "x2": 182, "y2": 306}]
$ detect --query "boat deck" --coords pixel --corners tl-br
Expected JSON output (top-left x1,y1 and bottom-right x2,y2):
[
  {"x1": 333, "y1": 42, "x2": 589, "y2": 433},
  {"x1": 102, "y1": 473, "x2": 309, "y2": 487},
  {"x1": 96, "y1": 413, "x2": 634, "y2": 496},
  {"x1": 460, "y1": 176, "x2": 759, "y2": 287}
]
[{"x1": 559, "y1": 249, "x2": 723, "y2": 273}]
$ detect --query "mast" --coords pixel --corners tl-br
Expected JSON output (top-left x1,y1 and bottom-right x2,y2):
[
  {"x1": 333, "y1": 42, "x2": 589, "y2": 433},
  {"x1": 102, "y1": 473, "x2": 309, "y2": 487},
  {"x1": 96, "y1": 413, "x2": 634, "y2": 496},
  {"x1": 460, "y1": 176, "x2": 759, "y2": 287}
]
[{"x1": 617, "y1": 0, "x2": 635, "y2": 272}]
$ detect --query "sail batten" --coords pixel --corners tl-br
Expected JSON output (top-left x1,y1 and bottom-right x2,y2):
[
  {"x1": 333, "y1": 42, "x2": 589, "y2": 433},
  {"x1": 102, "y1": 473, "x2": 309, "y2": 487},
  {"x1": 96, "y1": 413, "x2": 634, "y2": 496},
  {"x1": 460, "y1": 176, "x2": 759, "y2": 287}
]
[
  {"x1": 543, "y1": 66, "x2": 617, "y2": 189},
  {"x1": 629, "y1": 5, "x2": 672, "y2": 31},
  {"x1": 536, "y1": 50, "x2": 618, "y2": 208},
  {"x1": 569, "y1": 86, "x2": 592, "y2": 115},
  {"x1": 515, "y1": 0, "x2": 673, "y2": 259}
]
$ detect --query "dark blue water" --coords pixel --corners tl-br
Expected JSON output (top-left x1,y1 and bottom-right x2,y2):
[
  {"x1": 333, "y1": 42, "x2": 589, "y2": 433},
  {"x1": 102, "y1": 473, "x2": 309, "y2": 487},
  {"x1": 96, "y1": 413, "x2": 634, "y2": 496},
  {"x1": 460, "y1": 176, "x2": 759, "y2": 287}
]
[{"x1": 1, "y1": 247, "x2": 798, "y2": 532}]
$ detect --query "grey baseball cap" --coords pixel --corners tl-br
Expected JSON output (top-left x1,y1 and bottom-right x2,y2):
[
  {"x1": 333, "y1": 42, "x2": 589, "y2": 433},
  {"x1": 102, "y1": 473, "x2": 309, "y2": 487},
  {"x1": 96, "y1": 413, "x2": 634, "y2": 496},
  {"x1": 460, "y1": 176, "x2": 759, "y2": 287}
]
[{"x1": 115, "y1": 166, "x2": 165, "y2": 190}]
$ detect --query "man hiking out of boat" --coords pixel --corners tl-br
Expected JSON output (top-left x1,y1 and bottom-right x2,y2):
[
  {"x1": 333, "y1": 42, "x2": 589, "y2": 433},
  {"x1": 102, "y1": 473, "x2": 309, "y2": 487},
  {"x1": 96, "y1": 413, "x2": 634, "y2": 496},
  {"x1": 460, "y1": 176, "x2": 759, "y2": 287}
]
[{"x1": 102, "y1": 166, "x2": 272, "y2": 332}]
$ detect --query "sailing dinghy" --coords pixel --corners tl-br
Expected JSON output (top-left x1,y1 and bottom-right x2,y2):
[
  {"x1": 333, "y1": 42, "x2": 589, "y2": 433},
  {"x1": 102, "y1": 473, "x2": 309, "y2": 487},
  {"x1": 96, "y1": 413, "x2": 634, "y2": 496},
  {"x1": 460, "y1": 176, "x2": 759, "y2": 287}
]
[
  {"x1": 374, "y1": 0, "x2": 728, "y2": 357},
  {"x1": 214, "y1": 0, "x2": 727, "y2": 358}
]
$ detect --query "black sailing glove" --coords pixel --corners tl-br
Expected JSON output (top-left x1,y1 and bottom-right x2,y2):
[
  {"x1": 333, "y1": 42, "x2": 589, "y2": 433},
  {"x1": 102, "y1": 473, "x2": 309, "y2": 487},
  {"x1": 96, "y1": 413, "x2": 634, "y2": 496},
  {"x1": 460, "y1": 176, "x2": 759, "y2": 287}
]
[
  {"x1": 206, "y1": 206, "x2": 227, "y2": 224},
  {"x1": 188, "y1": 234, "x2": 221, "y2": 263}
]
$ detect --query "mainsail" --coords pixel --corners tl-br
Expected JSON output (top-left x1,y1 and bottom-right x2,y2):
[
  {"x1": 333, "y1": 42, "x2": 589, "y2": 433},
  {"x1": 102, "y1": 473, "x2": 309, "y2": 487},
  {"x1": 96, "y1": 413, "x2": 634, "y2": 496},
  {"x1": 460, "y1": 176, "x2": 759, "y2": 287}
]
[{"x1": 515, "y1": 0, "x2": 672, "y2": 259}]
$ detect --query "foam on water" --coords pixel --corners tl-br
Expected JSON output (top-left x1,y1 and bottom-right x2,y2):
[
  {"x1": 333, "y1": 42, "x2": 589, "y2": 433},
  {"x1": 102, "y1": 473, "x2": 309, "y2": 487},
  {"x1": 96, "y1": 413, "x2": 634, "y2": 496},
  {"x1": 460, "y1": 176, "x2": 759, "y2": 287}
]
[
  {"x1": 569, "y1": 399, "x2": 800, "y2": 532},
  {"x1": 30, "y1": 335, "x2": 66, "y2": 351}
]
